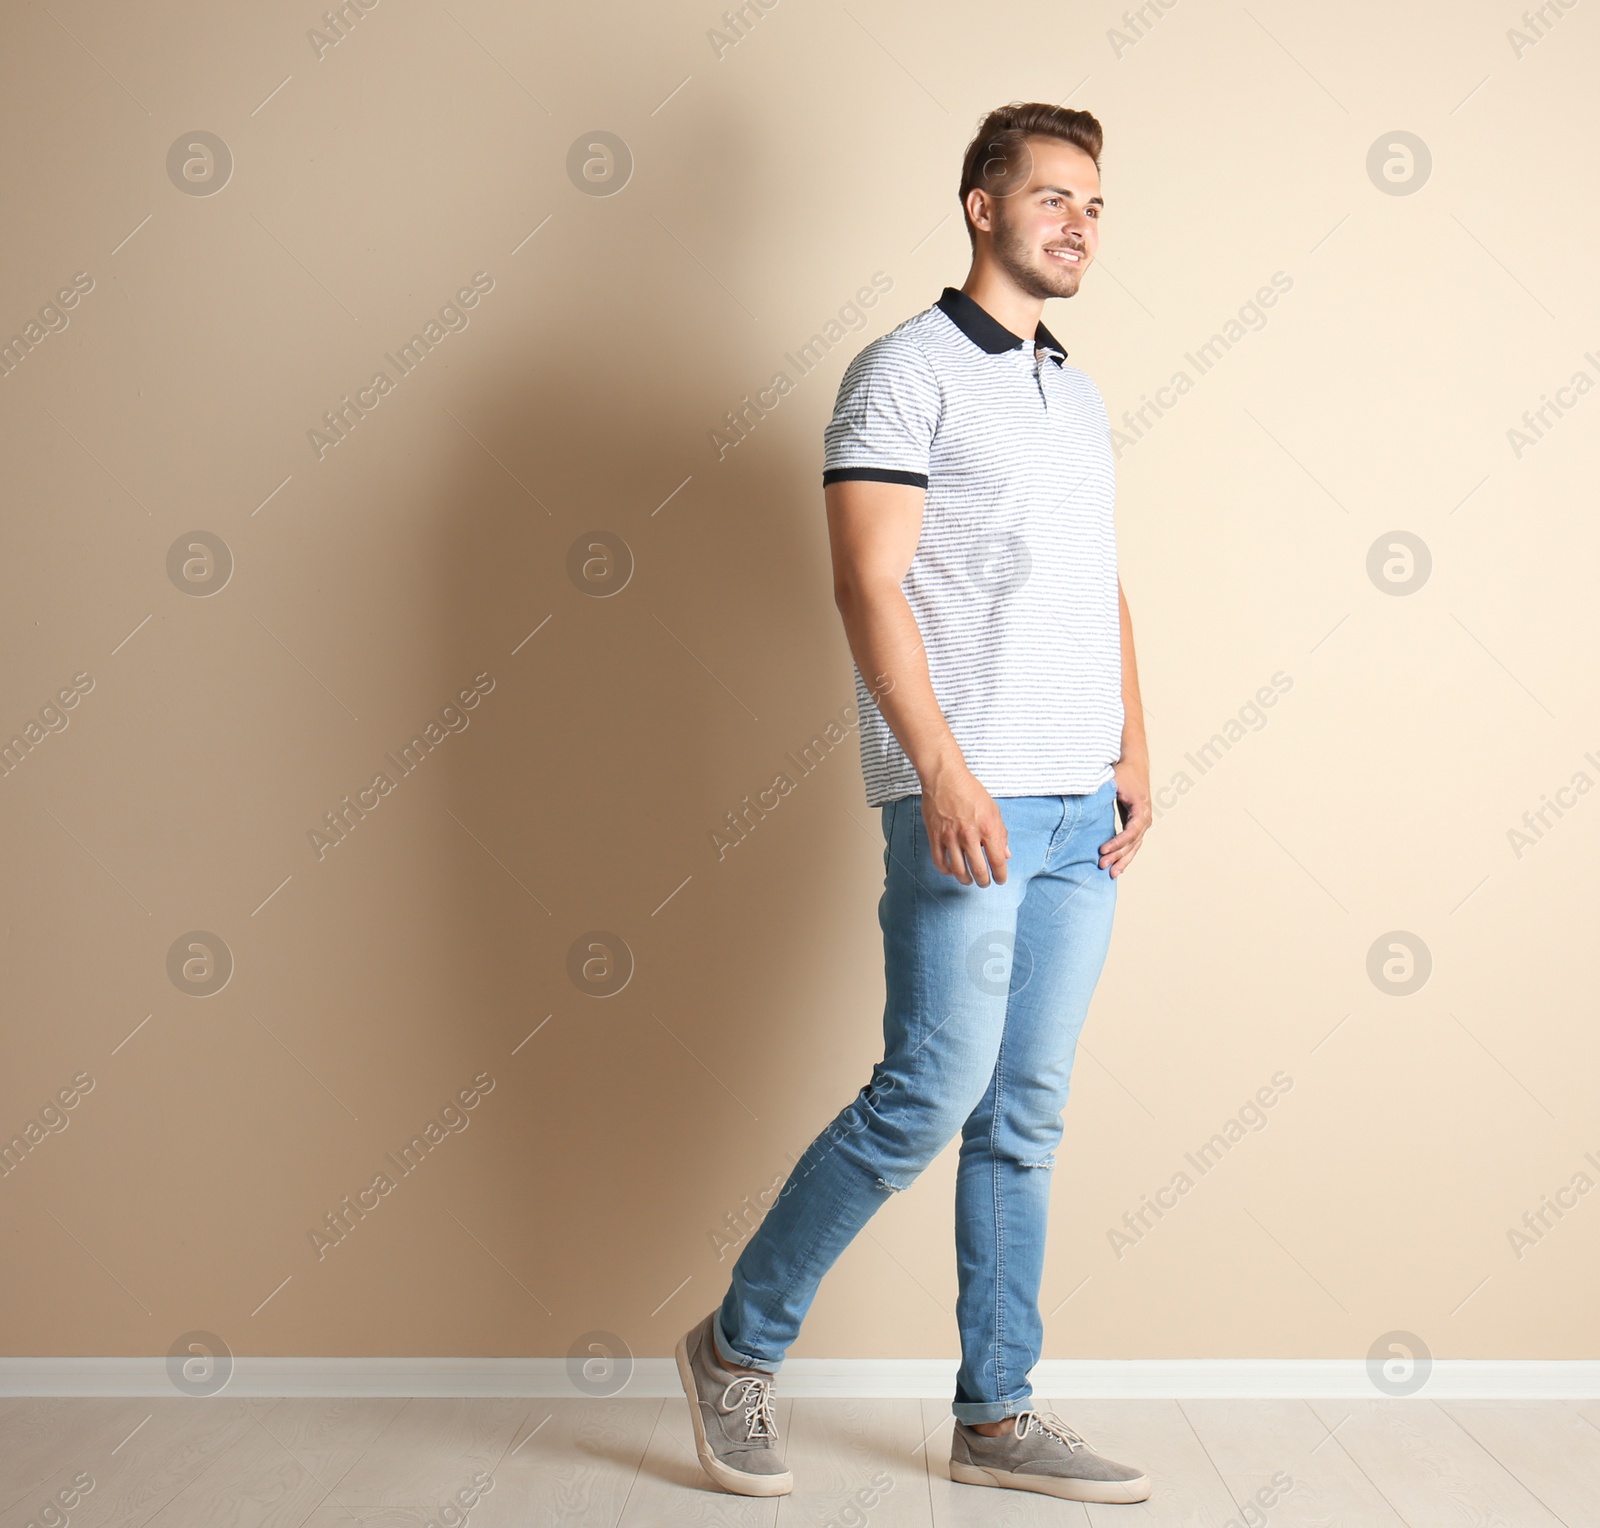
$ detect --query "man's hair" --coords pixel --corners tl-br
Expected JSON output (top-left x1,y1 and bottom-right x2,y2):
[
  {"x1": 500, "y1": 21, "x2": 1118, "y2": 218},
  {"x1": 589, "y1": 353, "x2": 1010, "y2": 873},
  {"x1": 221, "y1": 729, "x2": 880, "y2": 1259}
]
[{"x1": 958, "y1": 103, "x2": 1104, "y2": 250}]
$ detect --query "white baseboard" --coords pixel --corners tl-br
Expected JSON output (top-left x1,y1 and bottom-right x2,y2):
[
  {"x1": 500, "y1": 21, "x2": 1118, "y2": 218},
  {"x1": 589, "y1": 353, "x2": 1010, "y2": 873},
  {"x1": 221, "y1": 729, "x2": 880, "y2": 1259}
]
[{"x1": 2, "y1": 1358, "x2": 1597, "y2": 1399}]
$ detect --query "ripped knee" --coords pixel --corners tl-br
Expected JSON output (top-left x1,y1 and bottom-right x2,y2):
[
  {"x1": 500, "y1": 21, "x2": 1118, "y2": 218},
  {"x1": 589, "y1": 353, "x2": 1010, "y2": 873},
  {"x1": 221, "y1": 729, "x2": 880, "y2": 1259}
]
[
  {"x1": 1018, "y1": 1152, "x2": 1056, "y2": 1170},
  {"x1": 874, "y1": 1174, "x2": 914, "y2": 1193}
]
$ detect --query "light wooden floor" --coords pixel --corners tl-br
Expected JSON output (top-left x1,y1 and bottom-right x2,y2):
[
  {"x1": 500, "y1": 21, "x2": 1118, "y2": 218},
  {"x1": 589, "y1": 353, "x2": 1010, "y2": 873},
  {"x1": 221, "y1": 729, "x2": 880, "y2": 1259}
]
[{"x1": 3, "y1": 1394, "x2": 1597, "y2": 1527}]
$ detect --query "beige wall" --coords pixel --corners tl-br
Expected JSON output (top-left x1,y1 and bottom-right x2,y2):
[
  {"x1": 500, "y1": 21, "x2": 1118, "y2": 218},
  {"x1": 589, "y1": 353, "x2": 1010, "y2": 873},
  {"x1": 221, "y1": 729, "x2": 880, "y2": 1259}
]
[{"x1": 3, "y1": 0, "x2": 1597, "y2": 1374}]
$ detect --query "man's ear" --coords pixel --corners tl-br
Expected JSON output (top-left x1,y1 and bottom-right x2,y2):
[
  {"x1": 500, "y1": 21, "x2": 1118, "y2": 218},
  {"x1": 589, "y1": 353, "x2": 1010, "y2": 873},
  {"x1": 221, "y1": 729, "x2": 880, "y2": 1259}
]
[{"x1": 965, "y1": 187, "x2": 992, "y2": 239}]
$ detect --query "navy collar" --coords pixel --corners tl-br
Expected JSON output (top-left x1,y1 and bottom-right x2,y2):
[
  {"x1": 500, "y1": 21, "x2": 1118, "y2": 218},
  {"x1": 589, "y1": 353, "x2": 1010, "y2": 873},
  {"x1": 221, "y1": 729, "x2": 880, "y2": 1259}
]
[{"x1": 936, "y1": 286, "x2": 1067, "y2": 364}]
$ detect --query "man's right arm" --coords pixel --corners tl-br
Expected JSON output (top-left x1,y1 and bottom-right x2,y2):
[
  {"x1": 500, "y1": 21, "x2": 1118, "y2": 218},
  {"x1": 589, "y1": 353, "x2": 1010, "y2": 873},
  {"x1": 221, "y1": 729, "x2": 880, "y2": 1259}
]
[{"x1": 824, "y1": 478, "x2": 1010, "y2": 887}]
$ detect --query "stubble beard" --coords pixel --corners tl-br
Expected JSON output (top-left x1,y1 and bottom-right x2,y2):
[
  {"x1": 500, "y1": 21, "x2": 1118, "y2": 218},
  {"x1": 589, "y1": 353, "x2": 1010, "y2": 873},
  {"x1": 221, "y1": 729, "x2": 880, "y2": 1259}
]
[{"x1": 991, "y1": 205, "x2": 1084, "y2": 301}]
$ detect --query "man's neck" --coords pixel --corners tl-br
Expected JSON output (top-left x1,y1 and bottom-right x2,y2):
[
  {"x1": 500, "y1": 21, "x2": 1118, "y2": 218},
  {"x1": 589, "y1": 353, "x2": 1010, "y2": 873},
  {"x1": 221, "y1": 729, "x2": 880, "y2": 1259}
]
[{"x1": 959, "y1": 266, "x2": 1046, "y2": 345}]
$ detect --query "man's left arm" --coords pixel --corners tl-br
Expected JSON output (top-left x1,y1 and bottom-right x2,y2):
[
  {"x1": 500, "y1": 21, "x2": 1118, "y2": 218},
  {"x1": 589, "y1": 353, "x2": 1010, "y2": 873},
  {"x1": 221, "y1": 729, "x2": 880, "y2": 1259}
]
[{"x1": 1100, "y1": 579, "x2": 1152, "y2": 877}]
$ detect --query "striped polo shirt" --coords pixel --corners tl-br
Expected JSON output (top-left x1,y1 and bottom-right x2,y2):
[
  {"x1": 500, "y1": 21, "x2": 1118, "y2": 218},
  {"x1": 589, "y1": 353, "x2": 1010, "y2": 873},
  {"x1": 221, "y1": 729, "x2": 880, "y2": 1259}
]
[{"x1": 822, "y1": 286, "x2": 1123, "y2": 808}]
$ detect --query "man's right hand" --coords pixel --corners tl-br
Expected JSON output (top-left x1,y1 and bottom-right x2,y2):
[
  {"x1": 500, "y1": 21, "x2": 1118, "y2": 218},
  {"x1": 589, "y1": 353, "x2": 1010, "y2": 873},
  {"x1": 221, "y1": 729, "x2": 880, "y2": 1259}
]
[
  {"x1": 919, "y1": 762, "x2": 1010, "y2": 887},
  {"x1": 824, "y1": 478, "x2": 1009, "y2": 887}
]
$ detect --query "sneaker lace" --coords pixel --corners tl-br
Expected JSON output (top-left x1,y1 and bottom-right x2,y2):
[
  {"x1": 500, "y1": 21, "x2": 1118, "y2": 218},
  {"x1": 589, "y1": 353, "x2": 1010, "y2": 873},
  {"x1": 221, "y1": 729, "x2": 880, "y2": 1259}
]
[
  {"x1": 721, "y1": 1374, "x2": 779, "y2": 1441},
  {"x1": 1014, "y1": 1409, "x2": 1088, "y2": 1452}
]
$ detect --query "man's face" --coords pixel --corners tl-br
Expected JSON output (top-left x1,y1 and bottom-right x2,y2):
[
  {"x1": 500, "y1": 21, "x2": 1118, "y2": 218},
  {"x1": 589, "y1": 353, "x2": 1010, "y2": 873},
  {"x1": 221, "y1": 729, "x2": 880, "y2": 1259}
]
[{"x1": 972, "y1": 136, "x2": 1102, "y2": 300}]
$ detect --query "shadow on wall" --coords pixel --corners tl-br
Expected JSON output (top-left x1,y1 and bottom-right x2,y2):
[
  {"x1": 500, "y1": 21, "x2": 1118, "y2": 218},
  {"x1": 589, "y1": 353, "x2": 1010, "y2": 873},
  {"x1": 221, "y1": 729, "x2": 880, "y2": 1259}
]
[{"x1": 406, "y1": 241, "x2": 893, "y2": 1356}]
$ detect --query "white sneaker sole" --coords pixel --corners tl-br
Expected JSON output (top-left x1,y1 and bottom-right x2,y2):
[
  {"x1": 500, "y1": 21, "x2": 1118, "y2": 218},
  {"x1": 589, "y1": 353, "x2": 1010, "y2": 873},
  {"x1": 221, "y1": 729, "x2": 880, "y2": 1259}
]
[
  {"x1": 675, "y1": 1328, "x2": 793, "y2": 1497},
  {"x1": 949, "y1": 1459, "x2": 1152, "y2": 1503}
]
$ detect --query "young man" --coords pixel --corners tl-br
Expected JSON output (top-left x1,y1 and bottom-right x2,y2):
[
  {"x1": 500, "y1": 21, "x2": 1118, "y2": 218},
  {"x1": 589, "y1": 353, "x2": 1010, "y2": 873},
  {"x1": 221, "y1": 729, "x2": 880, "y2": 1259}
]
[{"x1": 676, "y1": 102, "x2": 1154, "y2": 1505}]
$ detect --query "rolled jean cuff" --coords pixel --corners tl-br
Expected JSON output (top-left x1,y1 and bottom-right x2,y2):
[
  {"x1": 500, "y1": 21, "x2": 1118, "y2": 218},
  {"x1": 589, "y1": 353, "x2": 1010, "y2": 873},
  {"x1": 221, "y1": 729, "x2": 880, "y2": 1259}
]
[
  {"x1": 712, "y1": 1313, "x2": 779, "y2": 1375},
  {"x1": 951, "y1": 1390, "x2": 1033, "y2": 1425}
]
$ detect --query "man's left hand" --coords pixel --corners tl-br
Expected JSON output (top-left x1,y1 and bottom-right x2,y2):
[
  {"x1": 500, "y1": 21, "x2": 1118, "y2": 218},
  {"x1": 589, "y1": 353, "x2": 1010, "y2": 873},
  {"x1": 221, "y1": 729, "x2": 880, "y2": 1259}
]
[{"x1": 1099, "y1": 762, "x2": 1151, "y2": 878}]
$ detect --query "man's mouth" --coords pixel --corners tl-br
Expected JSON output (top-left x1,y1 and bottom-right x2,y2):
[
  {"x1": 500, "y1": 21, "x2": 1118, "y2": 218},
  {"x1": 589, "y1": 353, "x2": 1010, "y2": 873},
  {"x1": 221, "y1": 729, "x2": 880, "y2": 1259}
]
[{"x1": 1044, "y1": 246, "x2": 1083, "y2": 265}]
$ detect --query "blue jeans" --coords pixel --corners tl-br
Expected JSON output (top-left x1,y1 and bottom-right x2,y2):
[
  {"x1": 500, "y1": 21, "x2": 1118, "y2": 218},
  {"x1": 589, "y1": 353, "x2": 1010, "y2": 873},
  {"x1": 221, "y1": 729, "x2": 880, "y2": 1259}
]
[{"x1": 713, "y1": 780, "x2": 1120, "y2": 1423}]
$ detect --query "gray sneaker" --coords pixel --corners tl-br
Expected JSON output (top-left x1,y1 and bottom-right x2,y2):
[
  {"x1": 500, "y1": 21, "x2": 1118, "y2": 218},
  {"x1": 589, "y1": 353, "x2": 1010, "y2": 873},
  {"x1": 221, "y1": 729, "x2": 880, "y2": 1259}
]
[
  {"x1": 675, "y1": 1310, "x2": 793, "y2": 1496},
  {"x1": 950, "y1": 1409, "x2": 1152, "y2": 1503}
]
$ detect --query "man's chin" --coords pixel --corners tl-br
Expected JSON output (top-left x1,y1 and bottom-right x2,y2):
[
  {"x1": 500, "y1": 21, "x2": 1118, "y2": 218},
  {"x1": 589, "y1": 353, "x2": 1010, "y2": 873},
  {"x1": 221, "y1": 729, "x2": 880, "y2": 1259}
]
[
  {"x1": 1026, "y1": 261, "x2": 1083, "y2": 299},
  {"x1": 997, "y1": 250, "x2": 1084, "y2": 301},
  {"x1": 1049, "y1": 262, "x2": 1087, "y2": 293}
]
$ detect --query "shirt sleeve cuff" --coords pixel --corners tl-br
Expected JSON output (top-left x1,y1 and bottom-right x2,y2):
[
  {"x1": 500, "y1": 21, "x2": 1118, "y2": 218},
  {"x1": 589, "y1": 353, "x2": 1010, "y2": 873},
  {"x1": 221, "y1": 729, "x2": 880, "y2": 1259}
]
[{"x1": 821, "y1": 467, "x2": 929, "y2": 488}]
